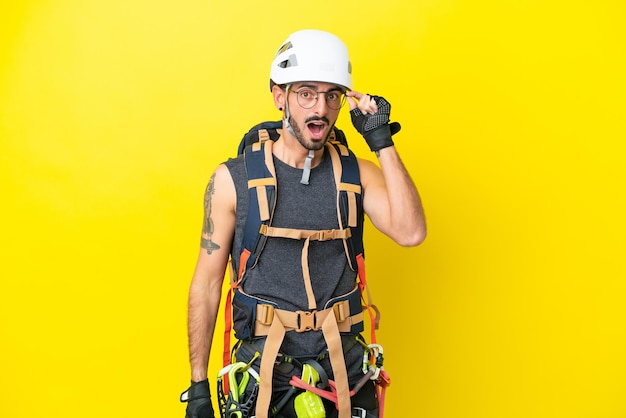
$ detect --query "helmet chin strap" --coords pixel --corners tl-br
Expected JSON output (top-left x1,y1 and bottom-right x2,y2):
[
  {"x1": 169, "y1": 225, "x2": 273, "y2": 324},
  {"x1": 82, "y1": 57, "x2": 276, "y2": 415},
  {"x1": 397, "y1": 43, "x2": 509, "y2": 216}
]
[
  {"x1": 283, "y1": 84, "x2": 314, "y2": 185},
  {"x1": 283, "y1": 84, "x2": 297, "y2": 137}
]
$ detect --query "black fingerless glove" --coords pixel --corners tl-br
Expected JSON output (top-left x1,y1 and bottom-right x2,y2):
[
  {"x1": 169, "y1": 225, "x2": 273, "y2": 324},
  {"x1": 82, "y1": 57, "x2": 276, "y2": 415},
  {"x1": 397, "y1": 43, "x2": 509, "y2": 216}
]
[
  {"x1": 350, "y1": 95, "x2": 401, "y2": 152},
  {"x1": 180, "y1": 379, "x2": 215, "y2": 418}
]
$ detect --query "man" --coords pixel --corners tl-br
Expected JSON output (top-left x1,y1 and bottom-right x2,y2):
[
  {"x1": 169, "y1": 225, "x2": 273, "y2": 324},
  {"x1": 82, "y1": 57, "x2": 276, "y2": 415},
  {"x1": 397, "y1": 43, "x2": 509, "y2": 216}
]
[{"x1": 182, "y1": 29, "x2": 426, "y2": 418}]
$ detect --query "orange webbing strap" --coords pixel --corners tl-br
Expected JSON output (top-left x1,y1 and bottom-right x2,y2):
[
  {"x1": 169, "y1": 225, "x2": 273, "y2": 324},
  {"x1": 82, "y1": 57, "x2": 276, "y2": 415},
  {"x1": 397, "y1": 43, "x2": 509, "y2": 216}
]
[
  {"x1": 376, "y1": 369, "x2": 391, "y2": 418},
  {"x1": 356, "y1": 251, "x2": 389, "y2": 417},
  {"x1": 221, "y1": 261, "x2": 237, "y2": 390},
  {"x1": 223, "y1": 250, "x2": 251, "y2": 371},
  {"x1": 238, "y1": 249, "x2": 251, "y2": 282},
  {"x1": 222, "y1": 288, "x2": 234, "y2": 369},
  {"x1": 357, "y1": 253, "x2": 380, "y2": 344}
]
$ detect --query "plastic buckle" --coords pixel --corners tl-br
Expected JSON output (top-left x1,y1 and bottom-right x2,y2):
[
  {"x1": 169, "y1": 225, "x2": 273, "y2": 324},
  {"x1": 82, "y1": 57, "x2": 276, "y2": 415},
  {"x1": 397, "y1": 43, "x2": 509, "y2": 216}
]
[
  {"x1": 352, "y1": 407, "x2": 367, "y2": 418},
  {"x1": 258, "y1": 304, "x2": 274, "y2": 325},
  {"x1": 295, "y1": 310, "x2": 318, "y2": 332},
  {"x1": 318, "y1": 230, "x2": 335, "y2": 241},
  {"x1": 333, "y1": 300, "x2": 349, "y2": 323}
]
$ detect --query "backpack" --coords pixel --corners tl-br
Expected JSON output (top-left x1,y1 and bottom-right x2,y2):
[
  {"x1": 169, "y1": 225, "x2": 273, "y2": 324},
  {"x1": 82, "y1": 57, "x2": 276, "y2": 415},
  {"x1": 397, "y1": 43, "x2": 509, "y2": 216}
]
[{"x1": 220, "y1": 121, "x2": 389, "y2": 418}]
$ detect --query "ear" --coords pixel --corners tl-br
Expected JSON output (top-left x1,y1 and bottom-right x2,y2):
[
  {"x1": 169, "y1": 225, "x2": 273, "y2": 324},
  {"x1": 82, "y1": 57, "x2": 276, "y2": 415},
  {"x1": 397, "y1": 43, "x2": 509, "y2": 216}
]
[{"x1": 272, "y1": 84, "x2": 286, "y2": 111}]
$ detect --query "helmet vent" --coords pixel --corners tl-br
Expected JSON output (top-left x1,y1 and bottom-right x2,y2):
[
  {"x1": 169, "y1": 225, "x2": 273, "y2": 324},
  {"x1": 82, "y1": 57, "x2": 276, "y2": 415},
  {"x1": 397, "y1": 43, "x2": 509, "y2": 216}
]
[
  {"x1": 278, "y1": 54, "x2": 298, "y2": 69},
  {"x1": 276, "y1": 41, "x2": 293, "y2": 55}
]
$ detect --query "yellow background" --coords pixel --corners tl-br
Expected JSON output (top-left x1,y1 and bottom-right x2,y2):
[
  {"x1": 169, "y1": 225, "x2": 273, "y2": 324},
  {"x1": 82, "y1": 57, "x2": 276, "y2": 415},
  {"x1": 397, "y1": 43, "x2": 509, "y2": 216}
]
[{"x1": 1, "y1": 0, "x2": 625, "y2": 417}]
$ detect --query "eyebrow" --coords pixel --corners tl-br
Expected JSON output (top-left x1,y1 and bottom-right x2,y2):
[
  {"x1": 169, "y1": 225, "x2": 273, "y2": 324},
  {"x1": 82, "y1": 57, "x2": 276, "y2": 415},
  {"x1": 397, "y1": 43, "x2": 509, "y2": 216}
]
[{"x1": 295, "y1": 83, "x2": 344, "y2": 92}]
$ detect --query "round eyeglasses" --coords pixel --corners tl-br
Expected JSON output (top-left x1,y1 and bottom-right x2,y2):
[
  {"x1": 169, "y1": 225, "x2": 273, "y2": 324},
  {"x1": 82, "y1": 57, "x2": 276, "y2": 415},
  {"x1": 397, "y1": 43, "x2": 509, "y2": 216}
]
[{"x1": 290, "y1": 87, "x2": 346, "y2": 110}]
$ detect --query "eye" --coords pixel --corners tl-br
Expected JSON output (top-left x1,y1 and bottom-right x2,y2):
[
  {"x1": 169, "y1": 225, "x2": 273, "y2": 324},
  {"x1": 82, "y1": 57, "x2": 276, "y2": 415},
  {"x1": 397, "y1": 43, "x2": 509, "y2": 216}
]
[
  {"x1": 299, "y1": 90, "x2": 313, "y2": 99},
  {"x1": 327, "y1": 92, "x2": 339, "y2": 101}
]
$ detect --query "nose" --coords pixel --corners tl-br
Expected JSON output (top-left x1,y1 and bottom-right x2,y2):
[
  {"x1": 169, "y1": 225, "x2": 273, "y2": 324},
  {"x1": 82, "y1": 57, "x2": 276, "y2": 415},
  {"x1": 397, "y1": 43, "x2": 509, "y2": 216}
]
[{"x1": 311, "y1": 93, "x2": 329, "y2": 114}]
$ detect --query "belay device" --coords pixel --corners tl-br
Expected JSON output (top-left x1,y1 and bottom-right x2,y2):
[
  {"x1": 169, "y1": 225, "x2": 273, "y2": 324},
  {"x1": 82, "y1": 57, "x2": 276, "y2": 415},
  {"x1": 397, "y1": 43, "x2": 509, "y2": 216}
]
[{"x1": 219, "y1": 121, "x2": 391, "y2": 418}]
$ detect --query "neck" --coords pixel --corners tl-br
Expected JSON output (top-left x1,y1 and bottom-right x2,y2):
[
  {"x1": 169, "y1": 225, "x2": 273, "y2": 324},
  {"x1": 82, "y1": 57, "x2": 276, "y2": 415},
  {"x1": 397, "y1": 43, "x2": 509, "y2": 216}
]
[{"x1": 273, "y1": 135, "x2": 325, "y2": 169}]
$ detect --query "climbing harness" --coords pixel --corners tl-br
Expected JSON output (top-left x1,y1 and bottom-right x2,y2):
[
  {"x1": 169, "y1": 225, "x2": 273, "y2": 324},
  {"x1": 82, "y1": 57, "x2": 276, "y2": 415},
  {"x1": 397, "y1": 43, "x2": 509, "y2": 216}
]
[{"x1": 219, "y1": 122, "x2": 389, "y2": 418}]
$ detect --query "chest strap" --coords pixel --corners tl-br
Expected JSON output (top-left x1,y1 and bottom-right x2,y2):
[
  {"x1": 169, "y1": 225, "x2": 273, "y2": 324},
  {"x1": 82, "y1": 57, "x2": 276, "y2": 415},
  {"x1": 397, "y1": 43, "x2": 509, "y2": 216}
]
[
  {"x1": 259, "y1": 225, "x2": 351, "y2": 311},
  {"x1": 254, "y1": 302, "x2": 364, "y2": 336}
]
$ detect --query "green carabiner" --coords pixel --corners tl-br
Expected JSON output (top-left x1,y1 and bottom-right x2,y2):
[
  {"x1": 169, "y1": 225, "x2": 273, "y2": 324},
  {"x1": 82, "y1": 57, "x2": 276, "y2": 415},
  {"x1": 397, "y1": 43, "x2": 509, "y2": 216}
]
[{"x1": 229, "y1": 362, "x2": 250, "y2": 402}]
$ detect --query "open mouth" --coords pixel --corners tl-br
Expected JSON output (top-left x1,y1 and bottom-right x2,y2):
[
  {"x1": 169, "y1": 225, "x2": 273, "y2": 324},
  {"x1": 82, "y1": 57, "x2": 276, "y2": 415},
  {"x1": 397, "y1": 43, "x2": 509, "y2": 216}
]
[{"x1": 307, "y1": 121, "x2": 327, "y2": 139}]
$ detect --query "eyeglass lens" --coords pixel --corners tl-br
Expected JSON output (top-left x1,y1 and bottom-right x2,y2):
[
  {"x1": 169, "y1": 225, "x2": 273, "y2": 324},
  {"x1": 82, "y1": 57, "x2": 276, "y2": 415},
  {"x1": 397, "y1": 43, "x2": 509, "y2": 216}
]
[{"x1": 295, "y1": 88, "x2": 346, "y2": 110}]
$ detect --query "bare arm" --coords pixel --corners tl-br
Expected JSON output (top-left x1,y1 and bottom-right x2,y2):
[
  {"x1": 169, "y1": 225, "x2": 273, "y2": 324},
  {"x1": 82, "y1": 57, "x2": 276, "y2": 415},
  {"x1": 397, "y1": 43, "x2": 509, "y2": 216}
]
[
  {"x1": 359, "y1": 150, "x2": 426, "y2": 246},
  {"x1": 187, "y1": 164, "x2": 236, "y2": 381},
  {"x1": 347, "y1": 90, "x2": 426, "y2": 246}
]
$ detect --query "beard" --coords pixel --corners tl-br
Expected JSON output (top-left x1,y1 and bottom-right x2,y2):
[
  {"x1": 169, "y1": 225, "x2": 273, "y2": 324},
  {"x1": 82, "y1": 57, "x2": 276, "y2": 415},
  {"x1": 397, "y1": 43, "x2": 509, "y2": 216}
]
[{"x1": 288, "y1": 115, "x2": 333, "y2": 151}]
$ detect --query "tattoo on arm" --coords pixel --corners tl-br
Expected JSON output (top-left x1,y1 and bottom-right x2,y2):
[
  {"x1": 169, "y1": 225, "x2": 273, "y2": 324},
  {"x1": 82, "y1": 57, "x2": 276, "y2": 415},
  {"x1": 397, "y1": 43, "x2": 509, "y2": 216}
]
[{"x1": 201, "y1": 173, "x2": 221, "y2": 254}]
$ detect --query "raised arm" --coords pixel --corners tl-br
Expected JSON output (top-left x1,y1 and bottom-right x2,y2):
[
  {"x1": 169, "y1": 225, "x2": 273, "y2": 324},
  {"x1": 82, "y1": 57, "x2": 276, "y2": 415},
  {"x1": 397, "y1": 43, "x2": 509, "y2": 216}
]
[
  {"x1": 347, "y1": 91, "x2": 426, "y2": 246},
  {"x1": 358, "y1": 151, "x2": 426, "y2": 246}
]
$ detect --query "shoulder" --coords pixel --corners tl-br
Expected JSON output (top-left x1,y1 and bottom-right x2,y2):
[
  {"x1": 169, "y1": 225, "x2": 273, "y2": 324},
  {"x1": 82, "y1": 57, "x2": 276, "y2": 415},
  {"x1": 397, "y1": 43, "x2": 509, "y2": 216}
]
[
  {"x1": 207, "y1": 162, "x2": 237, "y2": 206},
  {"x1": 222, "y1": 155, "x2": 246, "y2": 184},
  {"x1": 223, "y1": 154, "x2": 245, "y2": 171},
  {"x1": 356, "y1": 157, "x2": 383, "y2": 188}
]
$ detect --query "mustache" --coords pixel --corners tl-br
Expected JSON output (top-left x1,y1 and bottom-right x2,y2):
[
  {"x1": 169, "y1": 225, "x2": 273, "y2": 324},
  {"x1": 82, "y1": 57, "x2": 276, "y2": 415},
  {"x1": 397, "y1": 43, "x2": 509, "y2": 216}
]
[{"x1": 304, "y1": 116, "x2": 330, "y2": 124}]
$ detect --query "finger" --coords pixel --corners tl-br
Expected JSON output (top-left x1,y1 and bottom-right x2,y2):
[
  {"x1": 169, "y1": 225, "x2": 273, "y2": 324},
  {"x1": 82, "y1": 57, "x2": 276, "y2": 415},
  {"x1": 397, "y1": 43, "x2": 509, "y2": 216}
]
[
  {"x1": 346, "y1": 95, "x2": 358, "y2": 110},
  {"x1": 346, "y1": 90, "x2": 363, "y2": 100},
  {"x1": 358, "y1": 94, "x2": 378, "y2": 115},
  {"x1": 346, "y1": 90, "x2": 363, "y2": 111}
]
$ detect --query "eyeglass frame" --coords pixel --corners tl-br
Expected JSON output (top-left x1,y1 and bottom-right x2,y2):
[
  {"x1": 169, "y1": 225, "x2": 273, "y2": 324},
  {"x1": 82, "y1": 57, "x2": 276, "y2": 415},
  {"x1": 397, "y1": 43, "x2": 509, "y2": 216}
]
[{"x1": 286, "y1": 84, "x2": 347, "y2": 110}]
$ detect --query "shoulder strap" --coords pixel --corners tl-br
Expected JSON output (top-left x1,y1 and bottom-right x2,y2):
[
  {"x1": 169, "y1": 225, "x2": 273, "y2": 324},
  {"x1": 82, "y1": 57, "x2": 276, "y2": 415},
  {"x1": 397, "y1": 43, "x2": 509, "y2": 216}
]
[
  {"x1": 326, "y1": 141, "x2": 380, "y2": 339},
  {"x1": 237, "y1": 121, "x2": 283, "y2": 155},
  {"x1": 236, "y1": 140, "x2": 277, "y2": 281},
  {"x1": 325, "y1": 141, "x2": 364, "y2": 271}
]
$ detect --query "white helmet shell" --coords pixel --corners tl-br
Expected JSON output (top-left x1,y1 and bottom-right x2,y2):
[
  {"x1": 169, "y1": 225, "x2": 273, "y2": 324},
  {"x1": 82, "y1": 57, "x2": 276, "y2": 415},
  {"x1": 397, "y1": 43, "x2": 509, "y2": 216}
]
[{"x1": 269, "y1": 30, "x2": 352, "y2": 90}]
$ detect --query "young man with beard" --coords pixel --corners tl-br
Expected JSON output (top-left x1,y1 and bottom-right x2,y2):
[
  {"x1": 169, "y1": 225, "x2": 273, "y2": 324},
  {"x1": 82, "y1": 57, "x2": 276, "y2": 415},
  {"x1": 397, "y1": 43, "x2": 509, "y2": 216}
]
[{"x1": 182, "y1": 29, "x2": 426, "y2": 418}]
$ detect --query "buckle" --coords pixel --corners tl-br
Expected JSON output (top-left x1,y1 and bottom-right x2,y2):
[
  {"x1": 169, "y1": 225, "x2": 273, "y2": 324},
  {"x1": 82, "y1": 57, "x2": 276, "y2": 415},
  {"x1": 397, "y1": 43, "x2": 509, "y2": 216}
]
[
  {"x1": 258, "y1": 304, "x2": 274, "y2": 325},
  {"x1": 352, "y1": 407, "x2": 367, "y2": 418},
  {"x1": 332, "y1": 300, "x2": 349, "y2": 323},
  {"x1": 318, "y1": 230, "x2": 335, "y2": 241},
  {"x1": 295, "y1": 310, "x2": 318, "y2": 332}
]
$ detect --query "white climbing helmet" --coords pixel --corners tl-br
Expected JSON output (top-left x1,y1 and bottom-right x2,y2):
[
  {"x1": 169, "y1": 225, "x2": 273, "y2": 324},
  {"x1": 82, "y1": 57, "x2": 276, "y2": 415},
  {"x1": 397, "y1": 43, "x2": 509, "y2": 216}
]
[{"x1": 269, "y1": 29, "x2": 353, "y2": 90}]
